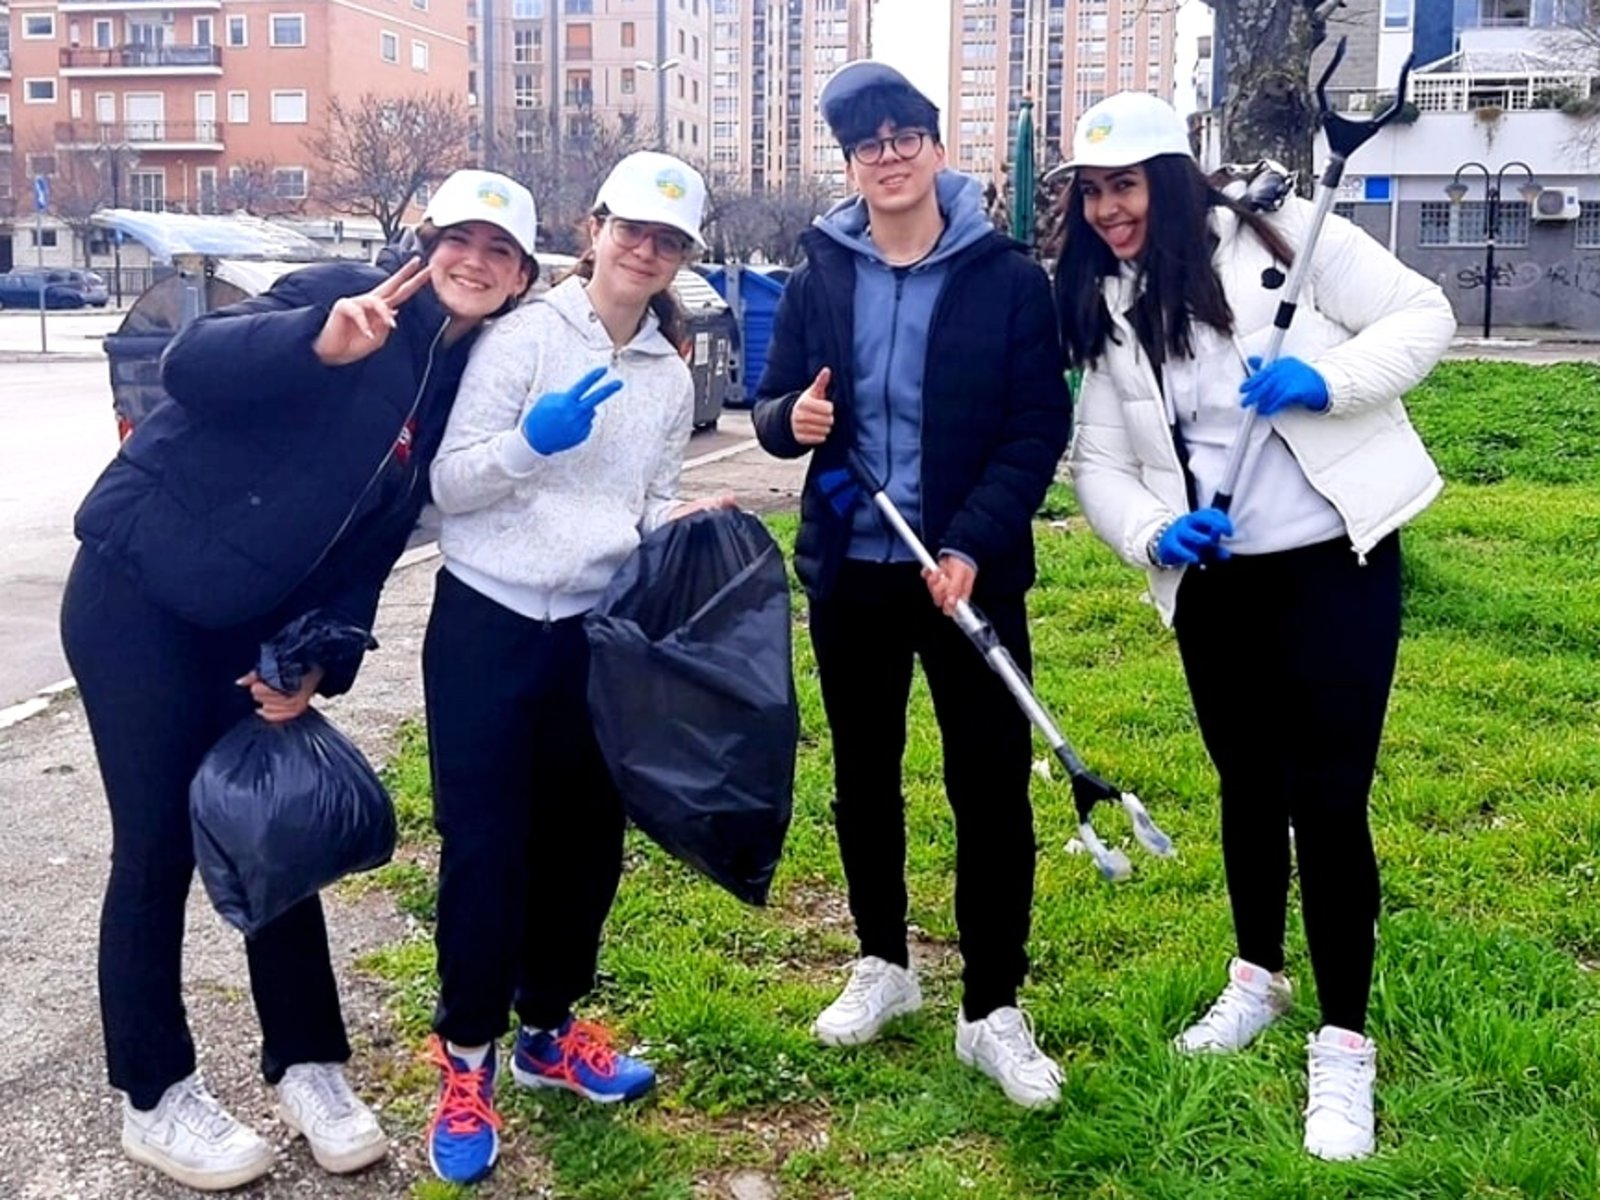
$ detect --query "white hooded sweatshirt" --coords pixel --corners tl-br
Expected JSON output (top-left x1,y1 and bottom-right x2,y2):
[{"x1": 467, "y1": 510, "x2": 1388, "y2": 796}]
[{"x1": 431, "y1": 275, "x2": 695, "y2": 621}]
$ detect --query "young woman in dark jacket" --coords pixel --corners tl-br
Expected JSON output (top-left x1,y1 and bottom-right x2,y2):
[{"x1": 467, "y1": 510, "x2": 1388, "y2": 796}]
[{"x1": 60, "y1": 170, "x2": 536, "y2": 1193}]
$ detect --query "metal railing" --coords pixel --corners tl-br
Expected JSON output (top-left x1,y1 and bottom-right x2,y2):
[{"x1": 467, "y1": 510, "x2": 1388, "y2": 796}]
[
  {"x1": 55, "y1": 120, "x2": 226, "y2": 145},
  {"x1": 60, "y1": 44, "x2": 223, "y2": 69}
]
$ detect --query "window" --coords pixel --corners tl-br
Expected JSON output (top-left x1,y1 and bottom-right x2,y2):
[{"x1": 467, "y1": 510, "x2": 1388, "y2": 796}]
[
  {"x1": 1419, "y1": 199, "x2": 1530, "y2": 246},
  {"x1": 228, "y1": 90, "x2": 249, "y2": 123},
  {"x1": 270, "y1": 14, "x2": 306, "y2": 47},
  {"x1": 566, "y1": 23, "x2": 591, "y2": 60},
  {"x1": 25, "y1": 79, "x2": 58, "y2": 104},
  {"x1": 511, "y1": 0, "x2": 542, "y2": 15},
  {"x1": 411, "y1": 39, "x2": 428, "y2": 70},
  {"x1": 197, "y1": 167, "x2": 219, "y2": 213},
  {"x1": 270, "y1": 90, "x2": 308, "y2": 123},
  {"x1": 227, "y1": 15, "x2": 248, "y2": 46},
  {"x1": 380, "y1": 31, "x2": 398, "y2": 61},
  {"x1": 1383, "y1": 0, "x2": 1411, "y2": 27},
  {"x1": 514, "y1": 72, "x2": 537, "y2": 108},
  {"x1": 620, "y1": 67, "x2": 636, "y2": 95},
  {"x1": 26, "y1": 153, "x2": 58, "y2": 177},
  {"x1": 273, "y1": 167, "x2": 308, "y2": 198},
  {"x1": 24, "y1": 14, "x2": 56, "y2": 39},
  {"x1": 621, "y1": 21, "x2": 635, "y2": 48},
  {"x1": 513, "y1": 29, "x2": 536, "y2": 63},
  {"x1": 1577, "y1": 202, "x2": 1600, "y2": 249},
  {"x1": 194, "y1": 16, "x2": 214, "y2": 46},
  {"x1": 566, "y1": 69, "x2": 592, "y2": 106},
  {"x1": 93, "y1": 19, "x2": 115, "y2": 48},
  {"x1": 31, "y1": 229, "x2": 60, "y2": 248},
  {"x1": 129, "y1": 169, "x2": 166, "y2": 212},
  {"x1": 412, "y1": 0, "x2": 429, "y2": 10}
]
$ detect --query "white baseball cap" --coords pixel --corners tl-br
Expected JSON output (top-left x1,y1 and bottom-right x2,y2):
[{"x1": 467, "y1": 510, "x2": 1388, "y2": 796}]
[
  {"x1": 595, "y1": 151, "x2": 708, "y2": 249},
  {"x1": 422, "y1": 169, "x2": 538, "y2": 255},
  {"x1": 1066, "y1": 91, "x2": 1193, "y2": 170}
]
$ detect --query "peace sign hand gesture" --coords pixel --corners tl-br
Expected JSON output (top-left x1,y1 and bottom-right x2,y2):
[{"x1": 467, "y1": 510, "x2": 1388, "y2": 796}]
[
  {"x1": 520, "y1": 365, "x2": 625, "y2": 456},
  {"x1": 312, "y1": 256, "x2": 432, "y2": 366}
]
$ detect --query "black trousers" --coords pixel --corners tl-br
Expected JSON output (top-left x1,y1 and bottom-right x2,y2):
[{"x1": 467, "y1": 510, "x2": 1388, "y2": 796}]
[
  {"x1": 60, "y1": 549, "x2": 350, "y2": 1111},
  {"x1": 424, "y1": 569, "x2": 627, "y2": 1044},
  {"x1": 1173, "y1": 534, "x2": 1401, "y2": 1033},
  {"x1": 808, "y1": 560, "x2": 1037, "y2": 1020}
]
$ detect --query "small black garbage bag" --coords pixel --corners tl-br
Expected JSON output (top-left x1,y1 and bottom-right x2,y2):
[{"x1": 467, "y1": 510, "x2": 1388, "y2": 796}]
[
  {"x1": 190, "y1": 613, "x2": 395, "y2": 936},
  {"x1": 585, "y1": 509, "x2": 797, "y2": 905}
]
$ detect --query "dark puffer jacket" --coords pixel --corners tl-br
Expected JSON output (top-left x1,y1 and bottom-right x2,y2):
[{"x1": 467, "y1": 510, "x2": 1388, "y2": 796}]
[
  {"x1": 752, "y1": 226, "x2": 1071, "y2": 601},
  {"x1": 74, "y1": 252, "x2": 476, "y2": 691}
]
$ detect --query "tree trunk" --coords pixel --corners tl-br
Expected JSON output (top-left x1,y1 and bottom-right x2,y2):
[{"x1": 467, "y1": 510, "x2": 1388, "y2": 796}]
[{"x1": 1214, "y1": 0, "x2": 1324, "y2": 185}]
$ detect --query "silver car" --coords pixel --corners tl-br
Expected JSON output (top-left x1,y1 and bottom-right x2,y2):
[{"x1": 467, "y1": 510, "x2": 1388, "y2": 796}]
[{"x1": 46, "y1": 268, "x2": 111, "y2": 307}]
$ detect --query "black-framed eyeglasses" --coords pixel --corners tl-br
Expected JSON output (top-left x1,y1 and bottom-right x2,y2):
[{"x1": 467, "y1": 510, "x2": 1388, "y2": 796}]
[
  {"x1": 850, "y1": 129, "x2": 929, "y2": 166},
  {"x1": 607, "y1": 217, "x2": 695, "y2": 261}
]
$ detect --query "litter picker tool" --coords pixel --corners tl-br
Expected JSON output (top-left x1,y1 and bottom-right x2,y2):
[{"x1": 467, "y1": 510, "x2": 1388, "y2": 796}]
[
  {"x1": 1209, "y1": 38, "x2": 1415, "y2": 514},
  {"x1": 832, "y1": 452, "x2": 1174, "y2": 883}
]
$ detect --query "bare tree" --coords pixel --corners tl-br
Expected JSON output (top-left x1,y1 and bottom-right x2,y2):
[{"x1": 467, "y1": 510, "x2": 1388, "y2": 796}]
[
  {"x1": 12, "y1": 135, "x2": 110, "y2": 268},
  {"x1": 307, "y1": 92, "x2": 474, "y2": 241},
  {"x1": 216, "y1": 158, "x2": 306, "y2": 218},
  {"x1": 1213, "y1": 0, "x2": 1342, "y2": 182},
  {"x1": 1541, "y1": 0, "x2": 1600, "y2": 162}
]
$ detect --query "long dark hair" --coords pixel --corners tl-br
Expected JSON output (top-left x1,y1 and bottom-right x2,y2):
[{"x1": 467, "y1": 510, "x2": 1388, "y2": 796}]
[
  {"x1": 1052, "y1": 154, "x2": 1295, "y2": 369},
  {"x1": 555, "y1": 204, "x2": 690, "y2": 349}
]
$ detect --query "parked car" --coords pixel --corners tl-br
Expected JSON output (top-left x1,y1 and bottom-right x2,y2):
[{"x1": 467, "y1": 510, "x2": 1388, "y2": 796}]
[
  {"x1": 0, "y1": 271, "x2": 91, "y2": 310},
  {"x1": 47, "y1": 268, "x2": 111, "y2": 307}
]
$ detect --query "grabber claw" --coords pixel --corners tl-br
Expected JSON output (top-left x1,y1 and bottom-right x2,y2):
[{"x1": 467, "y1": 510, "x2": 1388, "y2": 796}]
[
  {"x1": 1121, "y1": 792, "x2": 1175, "y2": 858},
  {"x1": 1078, "y1": 821, "x2": 1133, "y2": 883}
]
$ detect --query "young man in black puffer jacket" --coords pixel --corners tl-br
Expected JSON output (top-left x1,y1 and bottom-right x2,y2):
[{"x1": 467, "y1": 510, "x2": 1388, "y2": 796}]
[{"x1": 752, "y1": 60, "x2": 1071, "y2": 1108}]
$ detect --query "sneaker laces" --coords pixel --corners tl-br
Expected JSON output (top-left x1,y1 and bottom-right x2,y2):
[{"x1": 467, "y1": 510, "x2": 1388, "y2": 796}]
[
  {"x1": 550, "y1": 1020, "x2": 621, "y2": 1083},
  {"x1": 293, "y1": 1064, "x2": 357, "y2": 1122},
  {"x1": 1307, "y1": 1044, "x2": 1371, "y2": 1117},
  {"x1": 988, "y1": 1010, "x2": 1063, "y2": 1081},
  {"x1": 426, "y1": 1036, "x2": 501, "y2": 1137},
  {"x1": 1192, "y1": 981, "x2": 1265, "y2": 1041},
  {"x1": 836, "y1": 958, "x2": 892, "y2": 1009},
  {"x1": 168, "y1": 1080, "x2": 241, "y2": 1142}
]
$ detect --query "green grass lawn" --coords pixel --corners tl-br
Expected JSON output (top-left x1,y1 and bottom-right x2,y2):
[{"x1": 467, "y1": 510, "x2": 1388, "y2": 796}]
[{"x1": 363, "y1": 360, "x2": 1600, "y2": 1199}]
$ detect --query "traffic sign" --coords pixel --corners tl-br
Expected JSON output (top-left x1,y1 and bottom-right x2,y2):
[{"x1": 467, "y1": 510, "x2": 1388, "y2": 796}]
[{"x1": 33, "y1": 175, "x2": 50, "y2": 213}]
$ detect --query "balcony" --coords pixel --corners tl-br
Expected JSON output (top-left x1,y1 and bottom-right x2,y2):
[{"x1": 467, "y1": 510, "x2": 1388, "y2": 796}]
[
  {"x1": 59, "y1": 0, "x2": 221, "y2": 11},
  {"x1": 56, "y1": 120, "x2": 226, "y2": 151},
  {"x1": 60, "y1": 43, "x2": 223, "y2": 76}
]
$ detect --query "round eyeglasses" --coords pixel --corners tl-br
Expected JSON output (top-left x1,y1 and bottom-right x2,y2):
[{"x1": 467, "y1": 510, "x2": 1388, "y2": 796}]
[
  {"x1": 607, "y1": 217, "x2": 695, "y2": 262},
  {"x1": 850, "y1": 129, "x2": 929, "y2": 166}
]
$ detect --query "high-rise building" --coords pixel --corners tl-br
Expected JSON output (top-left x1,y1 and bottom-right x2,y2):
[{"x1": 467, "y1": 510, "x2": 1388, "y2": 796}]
[
  {"x1": 1, "y1": 0, "x2": 467, "y2": 266},
  {"x1": 473, "y1": 0, "x2": 870, "y2": 192},
  {"x1": 946, "y1": 0, "x2": 1178, "y2": 180}
]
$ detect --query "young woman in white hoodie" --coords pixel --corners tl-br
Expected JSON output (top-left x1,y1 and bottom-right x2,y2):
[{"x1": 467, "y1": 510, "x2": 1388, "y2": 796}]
[
  {"x1": 1052, "y1": 93, "x2": 1455, "y2": 1161},
  {"x1": 416, "y1": 152, "x2": 731, "y2": 1186}
]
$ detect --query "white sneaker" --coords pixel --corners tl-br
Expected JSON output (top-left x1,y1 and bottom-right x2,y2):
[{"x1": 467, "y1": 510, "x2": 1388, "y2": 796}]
[
  {"x1": 955, "y1": 1005, "x2": 1064, "y2": 1108},
  {"x1": 811, "y1": 955, "x2": 922, "y2": 1046},
  {"x1": 1304, "y1": 1026, "x2": 1377, "y2": 1161},
  {"x1": 121, "y1": 1074, "x2": 274, "y2": 1192},
  {"x1": 1174, "y1": 957, "x2": 1293, "y2": 1054},
  {"x1": 276, "y1": 1062, "x2": 389, "y2": 1174}
]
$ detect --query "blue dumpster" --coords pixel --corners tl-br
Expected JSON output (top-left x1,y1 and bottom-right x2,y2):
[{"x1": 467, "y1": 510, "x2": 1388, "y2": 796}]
[{"x1": 701, "y1": 265, "x2": 788, "y2": 408}]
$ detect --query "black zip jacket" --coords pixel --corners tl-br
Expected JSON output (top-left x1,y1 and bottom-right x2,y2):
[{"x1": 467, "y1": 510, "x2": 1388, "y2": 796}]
[
  {"x1": 73, "y1": 253, "x2": 476, "y2": 693},
  {"x1": 752, "y1": 226, "x2": 1071, "y2": 600}
]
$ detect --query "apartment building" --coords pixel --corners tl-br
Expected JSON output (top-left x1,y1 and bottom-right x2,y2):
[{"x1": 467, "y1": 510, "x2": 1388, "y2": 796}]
[
  {"x1": 1, "y1": 0, "x2": 467, "y2": 268},
  {"x1": 472, "y1": 0, "x2": 869, "y2": 193},
  {"x1": 946, "y1": 0, "x2": 1178, "y2": 180}
]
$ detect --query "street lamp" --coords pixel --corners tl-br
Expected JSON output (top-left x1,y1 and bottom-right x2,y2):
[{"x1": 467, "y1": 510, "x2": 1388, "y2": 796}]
[
  {"x1": 1445, "y1": 160, "x2": 1540, "y2": 339},
  {"x1": 89, "y1": 139, "x2": 140, "y2": 306},
  {"x1": 635, "y1": 56, "x2": 681, "y2": 152}
]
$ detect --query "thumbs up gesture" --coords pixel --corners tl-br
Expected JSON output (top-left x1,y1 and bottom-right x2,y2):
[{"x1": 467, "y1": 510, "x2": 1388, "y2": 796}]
[
  {"x1": 790, "y1": 367, "x2": 834, "y2": 446},
  {"x1": 521, "y1": 366, "x2": 624, "y2": 456}
]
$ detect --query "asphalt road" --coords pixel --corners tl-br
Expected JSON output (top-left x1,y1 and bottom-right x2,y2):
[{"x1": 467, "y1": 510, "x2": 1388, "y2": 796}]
[{"x1": 0, "y1": 359, "x2": 121, "y2": 708}]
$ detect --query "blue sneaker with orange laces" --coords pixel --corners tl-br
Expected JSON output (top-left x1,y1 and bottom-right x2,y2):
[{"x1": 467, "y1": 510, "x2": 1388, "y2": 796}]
[
  {"x1": 511, "y1": 1017, "x2": 656, "y2": 1103},
  {"x1": 425, "y1": 1036, "x2": 502, "y2": 1184}
]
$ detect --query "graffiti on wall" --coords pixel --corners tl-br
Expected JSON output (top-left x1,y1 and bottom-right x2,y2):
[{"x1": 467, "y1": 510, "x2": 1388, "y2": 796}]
[{"x1": 1454, "y1": 257, "x2": 1600, "y2": 301}]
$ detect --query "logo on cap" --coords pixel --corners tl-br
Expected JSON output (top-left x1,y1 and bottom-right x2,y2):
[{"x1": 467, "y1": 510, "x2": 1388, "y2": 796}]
[
  {"x1": 655, "y1": 168, "x2": 688, "y2": 202},
  {"x1": 1086, "y1": 113, "x2": 1115, "y2": 144},
  {"x1": 476, "y1": 180, "x2": 511, "y2": 210}
]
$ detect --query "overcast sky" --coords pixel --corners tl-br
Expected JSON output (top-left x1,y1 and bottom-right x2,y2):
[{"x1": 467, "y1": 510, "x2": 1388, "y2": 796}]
[{"x1": 871, "y1": 0, "x2": 952, "y2": 109}]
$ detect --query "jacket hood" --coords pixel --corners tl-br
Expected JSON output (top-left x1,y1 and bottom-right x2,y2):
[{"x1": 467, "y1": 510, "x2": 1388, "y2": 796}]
[
  {"x1": 542, "y1": 274, "x2": 680, "y2": 357},
  {"x1": 814, "y1": 170, "x2": 997, "y2": 267}
]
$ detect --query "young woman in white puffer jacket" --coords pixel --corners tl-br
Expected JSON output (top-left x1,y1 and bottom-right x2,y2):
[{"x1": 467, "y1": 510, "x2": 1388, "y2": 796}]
[{"x1": 1052, "y1": 92, "x2": 1456, "y2": 1162}]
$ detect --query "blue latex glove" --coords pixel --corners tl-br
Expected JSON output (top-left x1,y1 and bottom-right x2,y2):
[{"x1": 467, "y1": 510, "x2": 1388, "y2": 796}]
[
  {"x1": 816, "y1": 467, "x2": 863, "y2": 518},
  {"x1": 1239, "y1": 355, "x2": 1330, "y2": 415},
  {"x1": 1154, "y1": 508, "x2": 1234, "y2": 567},
  {"x1": 521, "y1": 366, "x2": 624, "y2": 455}
]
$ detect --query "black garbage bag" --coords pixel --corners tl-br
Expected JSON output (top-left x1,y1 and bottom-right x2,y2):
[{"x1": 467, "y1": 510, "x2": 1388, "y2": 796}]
[
  {"x1": 585, "y1": 509, "x2": 797, "y2": 905},
  {"x1": 190, "y1": 613, "x2": 395, "y2": 936}
]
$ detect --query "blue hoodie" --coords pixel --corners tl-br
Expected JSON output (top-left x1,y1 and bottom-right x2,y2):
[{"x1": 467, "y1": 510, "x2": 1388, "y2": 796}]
[{"x1": 813, "y1": 170, "x2": 996, "y2": 561}]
